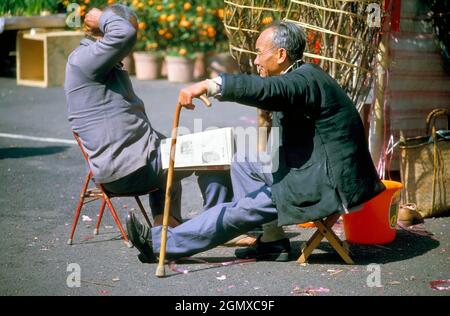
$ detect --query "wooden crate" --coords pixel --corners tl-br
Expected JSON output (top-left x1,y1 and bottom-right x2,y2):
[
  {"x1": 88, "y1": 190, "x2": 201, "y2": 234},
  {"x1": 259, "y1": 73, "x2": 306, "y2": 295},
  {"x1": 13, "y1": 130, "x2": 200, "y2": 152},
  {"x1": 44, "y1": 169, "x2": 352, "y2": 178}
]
[
  {"x1": 3, "y1": 14, "x2": 66, "y2": 31},
  {"x1": 16, "y1": 30, "x2": 84, "y2": 87}
]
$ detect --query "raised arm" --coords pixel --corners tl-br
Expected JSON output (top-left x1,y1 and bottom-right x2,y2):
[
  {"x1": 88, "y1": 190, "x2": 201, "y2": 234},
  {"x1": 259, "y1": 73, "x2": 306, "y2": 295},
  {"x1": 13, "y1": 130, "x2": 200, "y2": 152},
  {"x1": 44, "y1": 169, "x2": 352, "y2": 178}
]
[
  {"x1": 218, "y1": 71, "x2": 311, "y2": 112},
  {"x1": 71, "y1": 9, "x2": 137, "y2": 79},
  {"x1": 178, "y1": 71, "x2": 314, "y2": 113}
]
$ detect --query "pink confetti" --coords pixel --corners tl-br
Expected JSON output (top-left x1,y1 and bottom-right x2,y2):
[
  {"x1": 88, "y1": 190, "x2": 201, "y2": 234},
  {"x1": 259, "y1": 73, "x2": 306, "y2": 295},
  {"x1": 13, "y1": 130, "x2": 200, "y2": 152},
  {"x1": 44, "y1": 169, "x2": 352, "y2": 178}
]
[
  {"x1": 169, "y1": 261, "x2": 189, "y2": 274},
  {"x1": 99, "y1": 289, "x2": 110, "y2": 295},
  {"x1": 430, "y1": 279, "x2": 450, "y2": 291}
]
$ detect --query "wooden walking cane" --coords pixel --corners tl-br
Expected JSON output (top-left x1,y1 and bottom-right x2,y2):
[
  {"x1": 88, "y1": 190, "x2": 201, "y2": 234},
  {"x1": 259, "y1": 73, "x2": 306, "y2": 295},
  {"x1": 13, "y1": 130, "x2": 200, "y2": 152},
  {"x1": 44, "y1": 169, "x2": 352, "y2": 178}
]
[{"x1": 156, "y1": 95, "x2": 212, "y2": 277}]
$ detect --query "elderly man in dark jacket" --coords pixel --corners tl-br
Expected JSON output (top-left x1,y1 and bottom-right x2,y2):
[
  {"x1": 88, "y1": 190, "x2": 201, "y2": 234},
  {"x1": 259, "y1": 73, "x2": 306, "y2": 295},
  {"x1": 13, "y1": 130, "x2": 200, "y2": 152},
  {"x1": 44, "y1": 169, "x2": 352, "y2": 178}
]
[{"x1": 126, "y1": 21, "x2": 385, "y2": 263}]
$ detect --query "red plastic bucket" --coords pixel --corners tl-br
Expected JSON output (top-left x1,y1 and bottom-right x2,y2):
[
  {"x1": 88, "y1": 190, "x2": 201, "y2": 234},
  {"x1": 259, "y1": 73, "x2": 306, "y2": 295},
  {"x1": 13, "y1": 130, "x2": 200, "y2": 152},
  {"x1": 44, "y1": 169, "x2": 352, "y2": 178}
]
[{"x1": 343, "y1": 180, "x2": 403, "y2": 244}]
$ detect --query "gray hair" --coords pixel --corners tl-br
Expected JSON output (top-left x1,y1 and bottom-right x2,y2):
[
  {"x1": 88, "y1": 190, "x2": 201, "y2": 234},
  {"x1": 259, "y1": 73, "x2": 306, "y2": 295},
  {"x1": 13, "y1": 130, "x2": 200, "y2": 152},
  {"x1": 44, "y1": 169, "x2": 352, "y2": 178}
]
[
  {"x1": 266, "y1": 21, "x2": 306, "y2": 62},
  {"x1": 104, "y1": 4, "x2": 138, "y2": 24}
]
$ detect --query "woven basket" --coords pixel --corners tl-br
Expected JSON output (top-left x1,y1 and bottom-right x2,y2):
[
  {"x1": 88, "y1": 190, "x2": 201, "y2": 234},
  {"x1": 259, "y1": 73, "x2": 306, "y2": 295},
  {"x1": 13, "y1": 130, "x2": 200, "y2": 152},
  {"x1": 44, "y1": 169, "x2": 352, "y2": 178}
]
[
  {"x1": 399, "y1": 109, "x2": 450, "y2": 218},
  {"x1": 223, "y1": 0, "x2": 383, "y2": 110}
]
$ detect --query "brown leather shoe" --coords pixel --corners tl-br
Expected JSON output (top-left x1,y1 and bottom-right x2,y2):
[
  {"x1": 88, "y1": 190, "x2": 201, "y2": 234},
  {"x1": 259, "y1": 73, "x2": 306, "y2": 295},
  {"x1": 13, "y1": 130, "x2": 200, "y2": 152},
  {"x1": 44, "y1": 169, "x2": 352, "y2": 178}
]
[{"x1": 399, "y1": 203, "x2": 424, "y2": 226}]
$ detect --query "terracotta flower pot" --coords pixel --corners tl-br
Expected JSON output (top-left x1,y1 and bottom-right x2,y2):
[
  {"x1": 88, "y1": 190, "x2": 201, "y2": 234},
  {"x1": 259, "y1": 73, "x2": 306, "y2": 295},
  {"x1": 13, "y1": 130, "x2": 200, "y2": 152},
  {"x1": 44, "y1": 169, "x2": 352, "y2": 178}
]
[
  {"x1": 133, "y1": 52, "x2": 162, "y2": 80},
  {"x1": 165, "y1": 56, "x2": 195, "y2": 83}
]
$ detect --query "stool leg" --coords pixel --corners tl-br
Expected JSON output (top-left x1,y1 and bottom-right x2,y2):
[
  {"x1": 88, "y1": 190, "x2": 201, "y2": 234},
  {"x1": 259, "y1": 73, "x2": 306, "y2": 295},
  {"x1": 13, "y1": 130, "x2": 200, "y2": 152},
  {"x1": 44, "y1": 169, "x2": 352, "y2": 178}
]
[
  {"x1": 68, "y1": 172, "x2": 92, "y2": 245},
  {"x1": 297, "y1": 214, "x2": 345, "y2": 264},
  {"x1": 135, "y1": 196, "x2": 152, "y2": 228},
  {"x1": 298, "y1": 229, "x2": 324, "y2": 264},
  {"x1": 103, "y1": 194, "x2": 132, "y2": 248},
  {"x1": 94, "y1": 199, "x2": 106, "y2": 235},
  {"x1": 316, "y1": 220, "x2": 354, "y2": 264}
]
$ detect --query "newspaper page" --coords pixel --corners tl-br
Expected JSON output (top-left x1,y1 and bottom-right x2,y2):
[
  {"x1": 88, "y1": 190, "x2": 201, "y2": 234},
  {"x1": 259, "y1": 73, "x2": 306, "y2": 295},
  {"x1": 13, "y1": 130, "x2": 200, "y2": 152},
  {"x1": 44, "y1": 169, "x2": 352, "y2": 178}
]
[{"x1": 161, "y1": 127, "x2": 234, "y2": 170}]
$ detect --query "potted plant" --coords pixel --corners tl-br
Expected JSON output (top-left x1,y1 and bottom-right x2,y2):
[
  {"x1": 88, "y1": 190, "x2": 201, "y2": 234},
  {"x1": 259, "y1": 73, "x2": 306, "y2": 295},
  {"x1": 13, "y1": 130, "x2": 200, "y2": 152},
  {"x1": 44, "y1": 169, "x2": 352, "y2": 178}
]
[
  {"x1": 165, "y1": 49, "x2": 196, "y2": 83},
  {"x1": 133, "y1": 49, "x2": 163, "y2": 80},
  {"x1": 192, "y1": 1, "x2": 227, "y2": 80},
  {"x1": 192, "y1": 2, "x2": 239, "y2": 79},
  {"x1": 152, "y1": 0, "x2": 225, "y2": 82},
  {"x1": 131, "y1": 0, "x2": 165, "y2": 80},
  {"x1": 150, "y1": 1, "x2": 196, "y2": 82}
]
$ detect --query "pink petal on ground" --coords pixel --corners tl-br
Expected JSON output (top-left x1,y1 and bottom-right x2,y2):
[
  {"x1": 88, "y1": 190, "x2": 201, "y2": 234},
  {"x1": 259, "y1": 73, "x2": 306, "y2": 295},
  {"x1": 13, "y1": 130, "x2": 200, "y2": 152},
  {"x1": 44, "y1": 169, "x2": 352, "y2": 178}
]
[{"x1": 430, "y1": 279, "x2": 450, "y2": 291}]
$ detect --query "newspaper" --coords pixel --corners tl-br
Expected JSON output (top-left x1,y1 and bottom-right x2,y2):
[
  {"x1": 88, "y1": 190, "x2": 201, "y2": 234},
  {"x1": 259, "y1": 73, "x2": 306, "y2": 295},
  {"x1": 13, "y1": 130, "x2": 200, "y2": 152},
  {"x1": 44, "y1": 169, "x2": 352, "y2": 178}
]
[{"x1": 161, "y1": 127, "x2": 234, "y2": 170}]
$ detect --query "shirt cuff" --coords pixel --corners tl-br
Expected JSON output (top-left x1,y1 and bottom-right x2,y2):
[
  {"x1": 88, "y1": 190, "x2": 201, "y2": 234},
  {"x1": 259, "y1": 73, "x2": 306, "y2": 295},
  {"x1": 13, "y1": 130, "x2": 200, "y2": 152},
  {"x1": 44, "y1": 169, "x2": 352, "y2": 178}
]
[{"x1": 206, "y1": 76, "x2": 223, "y2": 97}]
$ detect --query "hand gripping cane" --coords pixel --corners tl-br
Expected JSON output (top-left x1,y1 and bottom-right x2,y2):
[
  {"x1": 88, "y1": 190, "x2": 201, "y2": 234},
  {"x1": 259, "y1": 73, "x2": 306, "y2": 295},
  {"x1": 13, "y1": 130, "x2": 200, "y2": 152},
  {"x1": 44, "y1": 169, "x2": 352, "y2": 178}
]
[{"x1": 156, "y1": 95, "x2": 211, "y2": 277}]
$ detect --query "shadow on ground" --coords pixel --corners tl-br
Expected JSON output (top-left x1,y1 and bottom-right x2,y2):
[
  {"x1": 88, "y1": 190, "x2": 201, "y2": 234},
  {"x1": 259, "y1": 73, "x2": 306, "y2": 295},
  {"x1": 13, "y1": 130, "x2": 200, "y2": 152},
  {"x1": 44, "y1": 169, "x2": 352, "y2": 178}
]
[
  {"x1": 290, "y1": 229, "x2": 440, "y2": 265},
  {"x1": 0, "y1": 146, "x2": 69, "y2": 159}
]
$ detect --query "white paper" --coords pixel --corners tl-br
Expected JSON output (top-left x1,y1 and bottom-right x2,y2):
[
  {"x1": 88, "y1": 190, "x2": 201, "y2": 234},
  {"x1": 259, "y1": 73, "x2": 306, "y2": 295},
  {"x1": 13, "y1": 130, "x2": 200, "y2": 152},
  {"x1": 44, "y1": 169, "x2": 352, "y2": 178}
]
[{"x1": 161, "y1": 128, "x2": 234, "y2": 170}]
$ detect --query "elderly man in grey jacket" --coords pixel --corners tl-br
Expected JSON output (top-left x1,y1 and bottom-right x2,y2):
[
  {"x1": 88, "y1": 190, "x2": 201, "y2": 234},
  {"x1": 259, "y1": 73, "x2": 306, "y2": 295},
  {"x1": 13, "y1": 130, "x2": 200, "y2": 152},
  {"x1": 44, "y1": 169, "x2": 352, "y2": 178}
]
[{"x1": 65, "y1": 4, "x2": 232, "y2": 227}]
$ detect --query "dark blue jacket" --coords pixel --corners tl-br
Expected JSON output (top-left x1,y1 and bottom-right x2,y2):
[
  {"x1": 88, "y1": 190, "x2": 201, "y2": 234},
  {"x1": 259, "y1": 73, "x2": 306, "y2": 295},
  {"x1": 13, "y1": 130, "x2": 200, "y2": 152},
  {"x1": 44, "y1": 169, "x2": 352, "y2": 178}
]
[{"x1": 220, "y1": 62, "x2": 385, "y2": 225}]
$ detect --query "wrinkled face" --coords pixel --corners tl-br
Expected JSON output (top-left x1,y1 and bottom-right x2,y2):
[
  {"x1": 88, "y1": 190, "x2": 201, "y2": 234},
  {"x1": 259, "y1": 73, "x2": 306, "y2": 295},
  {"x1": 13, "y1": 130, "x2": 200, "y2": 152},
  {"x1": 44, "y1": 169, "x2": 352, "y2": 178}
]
[{"x1": 254, "y1": 28, "x2": 288, "y2": 77}]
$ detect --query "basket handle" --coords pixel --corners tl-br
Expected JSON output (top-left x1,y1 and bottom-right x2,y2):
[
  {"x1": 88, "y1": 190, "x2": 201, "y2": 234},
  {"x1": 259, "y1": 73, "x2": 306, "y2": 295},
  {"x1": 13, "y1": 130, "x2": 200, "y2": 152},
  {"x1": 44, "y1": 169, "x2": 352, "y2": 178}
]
[
  {"x1": 426, "y1": 108, "x2": 450, "y2": 136},
  {"x1": 425, "y1": 108, "x2": 449, "y2": 216}
]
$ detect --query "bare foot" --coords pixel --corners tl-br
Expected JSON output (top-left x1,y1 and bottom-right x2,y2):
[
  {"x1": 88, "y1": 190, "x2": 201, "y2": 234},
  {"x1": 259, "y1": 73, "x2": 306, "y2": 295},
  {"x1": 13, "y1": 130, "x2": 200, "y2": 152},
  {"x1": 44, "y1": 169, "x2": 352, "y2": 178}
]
[
  {"x1": 223, "y1": 234, "x2": 257, "y2": 247},
  {"x1": 153, "y1": 215, "x2": 181, "y2": 228}
]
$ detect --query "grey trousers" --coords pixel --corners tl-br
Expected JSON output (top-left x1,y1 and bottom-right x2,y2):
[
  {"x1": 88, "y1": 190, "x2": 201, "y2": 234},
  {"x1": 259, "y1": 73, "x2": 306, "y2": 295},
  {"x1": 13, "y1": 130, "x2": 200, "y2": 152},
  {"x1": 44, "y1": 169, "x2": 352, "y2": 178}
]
[{"x1": 151, "y1": 157, "x2": 278, "y2": 259}]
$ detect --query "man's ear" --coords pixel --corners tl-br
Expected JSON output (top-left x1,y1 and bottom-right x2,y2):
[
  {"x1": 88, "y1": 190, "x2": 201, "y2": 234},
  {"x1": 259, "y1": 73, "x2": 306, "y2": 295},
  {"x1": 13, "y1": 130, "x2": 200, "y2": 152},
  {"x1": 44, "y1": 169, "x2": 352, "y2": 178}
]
[{"x1": 277, "y1": 48, "x2": 288, "y2": 65}]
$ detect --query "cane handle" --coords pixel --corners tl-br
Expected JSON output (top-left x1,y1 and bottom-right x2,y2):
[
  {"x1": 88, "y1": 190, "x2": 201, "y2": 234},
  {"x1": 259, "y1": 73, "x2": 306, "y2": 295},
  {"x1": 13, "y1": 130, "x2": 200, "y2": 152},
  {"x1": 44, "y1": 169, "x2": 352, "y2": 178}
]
[{"x1": 199, "y1": 95, "x2": 212, "y2": 107}]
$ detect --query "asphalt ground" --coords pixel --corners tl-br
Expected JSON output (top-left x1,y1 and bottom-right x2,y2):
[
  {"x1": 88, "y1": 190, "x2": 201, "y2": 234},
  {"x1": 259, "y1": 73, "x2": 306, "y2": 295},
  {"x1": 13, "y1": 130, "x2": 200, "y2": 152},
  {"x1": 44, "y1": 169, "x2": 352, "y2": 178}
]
[{"x1": 0, "y1": 77, "x2": 449, "y2": 297}]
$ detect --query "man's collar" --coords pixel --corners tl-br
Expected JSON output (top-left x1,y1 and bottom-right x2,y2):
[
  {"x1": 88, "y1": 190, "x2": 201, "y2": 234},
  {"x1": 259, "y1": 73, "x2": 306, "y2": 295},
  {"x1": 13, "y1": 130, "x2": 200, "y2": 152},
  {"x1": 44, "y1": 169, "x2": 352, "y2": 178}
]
[{"x1": 281, "y1": 60, "x2": 304, "y2": 74}]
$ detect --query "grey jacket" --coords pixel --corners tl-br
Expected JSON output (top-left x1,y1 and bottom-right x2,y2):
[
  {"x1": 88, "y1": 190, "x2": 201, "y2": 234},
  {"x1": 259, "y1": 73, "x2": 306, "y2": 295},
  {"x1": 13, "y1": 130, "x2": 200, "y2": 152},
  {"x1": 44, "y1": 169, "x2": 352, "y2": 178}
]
[{"x1": 65, "y1": 11, "x2": 159, "y2": 183}]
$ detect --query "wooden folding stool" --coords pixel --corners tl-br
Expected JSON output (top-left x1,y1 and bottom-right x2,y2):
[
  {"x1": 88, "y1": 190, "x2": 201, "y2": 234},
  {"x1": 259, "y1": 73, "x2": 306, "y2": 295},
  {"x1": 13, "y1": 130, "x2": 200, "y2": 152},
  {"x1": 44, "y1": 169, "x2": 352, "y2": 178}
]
[{"x1": 298, "y1": 213, "x2": 354, "y2": 264}]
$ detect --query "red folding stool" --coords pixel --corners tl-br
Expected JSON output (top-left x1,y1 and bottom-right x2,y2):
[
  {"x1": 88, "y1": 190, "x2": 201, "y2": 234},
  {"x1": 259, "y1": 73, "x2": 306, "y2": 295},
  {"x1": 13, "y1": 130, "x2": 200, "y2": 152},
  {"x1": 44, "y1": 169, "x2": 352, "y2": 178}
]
[{"x1": 68, "y1": 132, "x2": 155, "y2": 248}]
